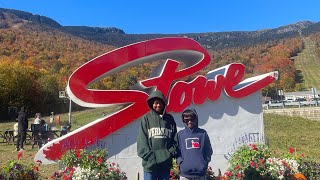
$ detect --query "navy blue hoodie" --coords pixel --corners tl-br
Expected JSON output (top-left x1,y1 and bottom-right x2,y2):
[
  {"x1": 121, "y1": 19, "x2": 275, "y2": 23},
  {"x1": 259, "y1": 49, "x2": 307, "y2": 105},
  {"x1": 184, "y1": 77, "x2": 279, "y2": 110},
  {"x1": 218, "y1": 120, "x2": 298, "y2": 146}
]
[{"x1": 176, "y1": 107, "x2": 213, "y2": 178}]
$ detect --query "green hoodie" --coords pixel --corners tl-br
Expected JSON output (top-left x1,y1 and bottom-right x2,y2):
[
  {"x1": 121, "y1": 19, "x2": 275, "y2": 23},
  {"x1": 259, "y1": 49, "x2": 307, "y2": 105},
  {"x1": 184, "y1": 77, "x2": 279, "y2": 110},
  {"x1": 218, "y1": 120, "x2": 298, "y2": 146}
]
[{"x1": 137, "y1": 90, "x2": 177, "y2": 172}]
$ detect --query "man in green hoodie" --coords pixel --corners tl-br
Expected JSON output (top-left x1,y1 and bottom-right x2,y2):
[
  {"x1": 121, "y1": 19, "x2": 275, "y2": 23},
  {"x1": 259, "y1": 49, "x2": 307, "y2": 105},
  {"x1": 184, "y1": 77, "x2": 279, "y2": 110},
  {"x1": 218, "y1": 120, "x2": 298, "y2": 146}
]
[{"x1": 137, "y1": 90, "x2": 177, "y2": 180}]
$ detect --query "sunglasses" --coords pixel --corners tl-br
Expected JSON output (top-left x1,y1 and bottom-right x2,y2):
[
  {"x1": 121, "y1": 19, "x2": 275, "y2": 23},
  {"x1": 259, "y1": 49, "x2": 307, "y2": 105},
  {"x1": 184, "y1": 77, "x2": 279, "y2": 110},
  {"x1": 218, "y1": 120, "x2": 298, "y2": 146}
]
[{"x1": 183, "y1": 118, "x2": 196, "y2": 123}]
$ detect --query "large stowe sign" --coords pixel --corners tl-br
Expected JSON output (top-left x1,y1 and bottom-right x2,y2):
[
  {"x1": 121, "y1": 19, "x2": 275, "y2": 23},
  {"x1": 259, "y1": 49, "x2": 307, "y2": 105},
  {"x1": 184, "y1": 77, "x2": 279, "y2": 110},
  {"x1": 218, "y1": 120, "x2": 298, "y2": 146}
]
[{"x1": 35, "y1": 38, "x2": 277, "y2": 169}]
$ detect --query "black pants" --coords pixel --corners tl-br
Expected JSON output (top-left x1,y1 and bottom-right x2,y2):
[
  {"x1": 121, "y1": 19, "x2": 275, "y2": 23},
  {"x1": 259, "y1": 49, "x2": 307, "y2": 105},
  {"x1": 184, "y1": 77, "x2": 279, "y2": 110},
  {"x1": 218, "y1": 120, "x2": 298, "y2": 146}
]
[{"x1": 16, "y1": 131, "x2": 26, "y2": 149}]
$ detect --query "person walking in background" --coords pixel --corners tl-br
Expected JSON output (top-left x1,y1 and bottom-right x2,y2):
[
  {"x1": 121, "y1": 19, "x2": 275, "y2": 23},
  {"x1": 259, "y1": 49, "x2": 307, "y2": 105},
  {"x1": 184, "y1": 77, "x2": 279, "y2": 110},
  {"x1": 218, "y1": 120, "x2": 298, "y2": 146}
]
[
  {"x1": 49, "y1": 112, "x2": 54, "y2": 124},
  {"x1": 37, "y1": 119, "x2": 48, "y2": 148},
  {"x1": 16, "y1": 106, "x2": 28, "y2": 151},
  {"x1": 176, "y1": 107, "x2": 213, "y2": 180},
  {"x1": 33, "y1": 113, "x2": 41, "y2": 124},
  {"x1": 13, "y1": 119, "x2": 18, "y2": 137},
  {"x1": 137, "y1": 90, "x2": 177, "y2": 180}
]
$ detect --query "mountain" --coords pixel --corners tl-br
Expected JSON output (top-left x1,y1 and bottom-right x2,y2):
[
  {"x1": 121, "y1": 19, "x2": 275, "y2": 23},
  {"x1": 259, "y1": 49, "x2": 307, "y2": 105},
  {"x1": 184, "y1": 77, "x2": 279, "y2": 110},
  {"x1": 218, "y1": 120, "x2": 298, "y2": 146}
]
[
  {"x1": 1, "y1": 8, "x2": 319, "y2": 50},
  {"x1": 0, "y1": 8, "x2": 61, "y2": 29},
  {"x1": 1, "y1": 8, "x2": 320, "y2": 118}
]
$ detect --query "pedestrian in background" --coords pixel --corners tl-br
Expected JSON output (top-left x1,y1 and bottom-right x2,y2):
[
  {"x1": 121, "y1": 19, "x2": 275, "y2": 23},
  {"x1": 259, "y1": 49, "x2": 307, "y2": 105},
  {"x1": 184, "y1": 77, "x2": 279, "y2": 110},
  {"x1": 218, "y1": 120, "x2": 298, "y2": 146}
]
[
  {"x1": 16, "y1": 106, "x2": 28, "y2": 151},
  {"x1": 33, "y1": 113, "x2": 41, "y2": 124}
]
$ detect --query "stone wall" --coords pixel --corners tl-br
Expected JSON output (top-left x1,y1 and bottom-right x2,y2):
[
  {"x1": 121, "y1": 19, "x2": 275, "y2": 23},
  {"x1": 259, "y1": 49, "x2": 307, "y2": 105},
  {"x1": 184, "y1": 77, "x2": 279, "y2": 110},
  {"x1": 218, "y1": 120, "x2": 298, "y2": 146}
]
[{"x1": 263, "y1": 107, "x2": 320, "y2": 121}]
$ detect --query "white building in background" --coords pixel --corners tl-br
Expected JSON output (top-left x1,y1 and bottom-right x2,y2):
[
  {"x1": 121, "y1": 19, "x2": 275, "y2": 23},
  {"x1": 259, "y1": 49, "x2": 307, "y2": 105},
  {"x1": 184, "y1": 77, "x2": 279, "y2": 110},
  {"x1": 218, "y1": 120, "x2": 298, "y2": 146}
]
[{"x1": 284, "y1": 91, "x2": 319, "y2": 101}]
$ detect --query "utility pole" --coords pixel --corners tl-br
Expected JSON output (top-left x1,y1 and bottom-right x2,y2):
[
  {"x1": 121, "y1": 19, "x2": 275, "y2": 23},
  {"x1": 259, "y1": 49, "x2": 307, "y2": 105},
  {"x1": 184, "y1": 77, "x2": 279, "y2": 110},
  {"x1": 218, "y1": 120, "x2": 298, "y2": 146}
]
[
  {"x1": 68, "y1": 96, "x2": 72, "y2": 124},
  {"x1": 311, "y1": 87, "x2": 318, "y2": 106}
]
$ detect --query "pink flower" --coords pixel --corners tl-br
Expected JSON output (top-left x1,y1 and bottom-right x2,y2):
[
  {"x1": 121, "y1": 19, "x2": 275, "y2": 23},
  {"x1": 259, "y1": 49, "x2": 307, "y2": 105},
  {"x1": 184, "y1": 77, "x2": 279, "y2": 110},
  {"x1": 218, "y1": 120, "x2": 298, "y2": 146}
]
[{"x1": 224, "y1": 171, "x2": 232, "y2": 177}]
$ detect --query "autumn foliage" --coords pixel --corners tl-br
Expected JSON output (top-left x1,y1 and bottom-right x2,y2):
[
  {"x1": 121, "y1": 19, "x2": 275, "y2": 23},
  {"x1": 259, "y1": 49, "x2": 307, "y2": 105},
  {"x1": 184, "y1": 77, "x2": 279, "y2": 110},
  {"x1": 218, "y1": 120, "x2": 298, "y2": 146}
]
[{"x1": 1, "y1": 22, "x2": 320, "y2": 118}]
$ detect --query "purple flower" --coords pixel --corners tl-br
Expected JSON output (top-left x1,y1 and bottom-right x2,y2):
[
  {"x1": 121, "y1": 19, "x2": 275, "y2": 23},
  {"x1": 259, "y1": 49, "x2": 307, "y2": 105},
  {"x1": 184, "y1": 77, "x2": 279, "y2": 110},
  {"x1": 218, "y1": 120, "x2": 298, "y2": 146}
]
[
  {"x1": 14, "y1": 164, "x2": 22, "y2": 170},
  {"x1": 28, "y1": 170, "x2": 34, "y2": 176}
]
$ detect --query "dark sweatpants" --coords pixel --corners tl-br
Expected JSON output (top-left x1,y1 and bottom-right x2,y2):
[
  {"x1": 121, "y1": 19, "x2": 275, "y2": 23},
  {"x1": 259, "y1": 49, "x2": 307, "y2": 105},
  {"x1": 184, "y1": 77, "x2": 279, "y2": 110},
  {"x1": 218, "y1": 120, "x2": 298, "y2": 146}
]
[{"x1": 16, "y1": 131, "x2": 26, "y2": 149}]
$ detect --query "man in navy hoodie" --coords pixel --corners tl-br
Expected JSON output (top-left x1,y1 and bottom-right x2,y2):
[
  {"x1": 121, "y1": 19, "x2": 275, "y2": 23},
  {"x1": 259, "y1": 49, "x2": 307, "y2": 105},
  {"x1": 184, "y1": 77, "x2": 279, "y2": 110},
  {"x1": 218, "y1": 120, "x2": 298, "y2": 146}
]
[{"x1": 176, "y1": 107, "x2": 213, "y2": 180}]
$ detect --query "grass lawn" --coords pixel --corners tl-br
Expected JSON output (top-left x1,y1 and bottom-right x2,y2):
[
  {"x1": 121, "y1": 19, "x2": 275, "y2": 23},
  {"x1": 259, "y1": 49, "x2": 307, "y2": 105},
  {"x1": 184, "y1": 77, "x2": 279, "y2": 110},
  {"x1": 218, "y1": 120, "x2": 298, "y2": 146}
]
[
  {"x1": 1, "y1": 112, "x2": 320, "y2": 178},
  {"x1": 264, "y1": 113, "x2": 320, "y2": 162},
  {"x1": 293, "y1": 37, "x2": 320, "y2": 90}
]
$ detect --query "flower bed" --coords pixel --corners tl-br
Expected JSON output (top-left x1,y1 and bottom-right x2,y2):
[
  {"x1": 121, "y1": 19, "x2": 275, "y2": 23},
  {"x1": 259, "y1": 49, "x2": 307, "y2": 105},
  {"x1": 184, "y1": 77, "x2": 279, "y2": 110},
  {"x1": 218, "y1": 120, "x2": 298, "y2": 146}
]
[
  {"x1": 1, "y1": 145, "x2": 319, "y2": 179},
  {"x1": 169, "y1": 144, "x2": 320, "y2": 180},
  {"x1": 0, "y1": 150, "x2": 41, "y2": 179},
  {"x1": 51, "y1": 148, "x2": 127, "y2": 180},
  {"x1": 224, "y1": 144, "x2": 320, "y2": 180}
]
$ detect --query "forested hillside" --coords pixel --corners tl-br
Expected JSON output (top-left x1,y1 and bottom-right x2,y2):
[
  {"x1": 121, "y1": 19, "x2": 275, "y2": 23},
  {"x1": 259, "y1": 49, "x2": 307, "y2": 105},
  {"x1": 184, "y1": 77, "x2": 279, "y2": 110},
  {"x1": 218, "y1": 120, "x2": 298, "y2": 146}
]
[
  {"x1": 0, "y1": 24, "x2": 114, "y2": 118},
  {"x1": 1, "y1": 8, "x2": 320, "y2": 120}
]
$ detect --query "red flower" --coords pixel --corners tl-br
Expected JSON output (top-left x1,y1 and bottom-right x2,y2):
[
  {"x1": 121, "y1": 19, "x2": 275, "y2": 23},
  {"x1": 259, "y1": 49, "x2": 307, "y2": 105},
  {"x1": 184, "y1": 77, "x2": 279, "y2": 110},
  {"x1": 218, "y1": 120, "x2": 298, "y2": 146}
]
[
  {"x1": 251, "y1": 144, "x2": 258, "y2": 150},
  {"x1": 289, "y1": 147, "x2": 295, "y2": 154},
  {"x1": 250, "y1": 161, "x2": 255, "y2": 167},
  {"x1": 282, "y1": 160, "x2": 289, "y2": 168},
  {"x1": 17, "y1": 150, "x2": 23, "y2": 160},
  {"x1": 224, "y1": 171, "x2": 233, "y2": 177},
  {"x1": 301, "y1": 154, "x2": 305, "y2": 157},
  {"x1": 98, "y1": 157, "x2": 103, "y2": 165},
  {"x1": 88, "y1": 155, "x2": 92, "y2": 159},
  {"x1": 237, "y1": 173, "x2": 242, "y2": 179},
  {"x1": 236, "y1": 165, "x2": 241, "y2": 170},
  {"x1": 62, "y1": 174, "x2": 70, "y2": 180},
  {"x1": 33, "y1": 165, "x2": 39, "y2": 171},
  {"x1": 76, "y1": 149, "x2": 81, "y2": 158}
]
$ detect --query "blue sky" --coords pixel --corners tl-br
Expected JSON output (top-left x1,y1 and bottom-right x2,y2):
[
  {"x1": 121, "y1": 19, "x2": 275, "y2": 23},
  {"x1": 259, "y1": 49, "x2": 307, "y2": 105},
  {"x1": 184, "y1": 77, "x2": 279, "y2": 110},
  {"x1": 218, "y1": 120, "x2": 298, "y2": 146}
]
[{"x1": 1, "y1": 0, "x2": 319, "y2": 34}]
